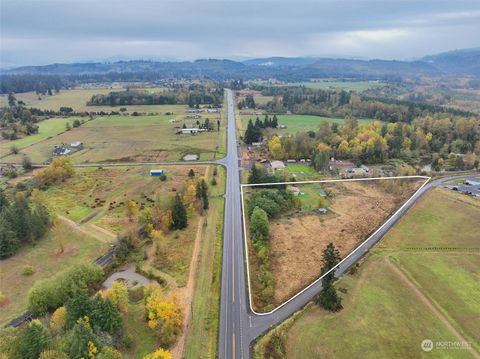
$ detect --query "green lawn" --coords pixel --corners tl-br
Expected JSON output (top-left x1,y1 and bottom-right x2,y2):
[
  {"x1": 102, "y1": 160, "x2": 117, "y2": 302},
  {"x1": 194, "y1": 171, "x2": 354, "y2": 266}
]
[
  {"x1": 0, "y1": 108, "x2": 225, "y2": 163},
  {"x1": 276, "y1": 115, "x2": 372, "y2": 135},
  {"x1": 0, "y1": 117, "x2": 78, "y2": 155},
  {"x1": 282, "y1": 256, "x2": 473, "y2": 359},
  {"x1": 255, "y1": 188, "x2": 480, "y2": 358},
  {"x1": 123, "y1": 301, "x2": 157, "y2": 358},
  {"x1": 0, "y1": 87, "x2": 173, "y2": 114},
  {"x1": 286, "y1": 81, "x2": 387, "y2": 92},
  {"x1": 0, "y1": 221, "x2": 109, "y2": 326}
]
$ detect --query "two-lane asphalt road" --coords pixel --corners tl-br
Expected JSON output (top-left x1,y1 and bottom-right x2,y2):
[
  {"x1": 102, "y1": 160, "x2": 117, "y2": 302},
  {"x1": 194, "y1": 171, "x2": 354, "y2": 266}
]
[
  {"x1": 218, "y1": 89, "x2": 250, "y2": 359},
  {"x1": 218, "y1": 89, "x2": 472, "y2": 358}
]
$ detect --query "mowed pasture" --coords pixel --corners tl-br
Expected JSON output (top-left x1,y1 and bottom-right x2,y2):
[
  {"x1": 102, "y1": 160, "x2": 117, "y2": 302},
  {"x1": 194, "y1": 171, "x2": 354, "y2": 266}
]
[
  {"x1": 0, "y1": 221, "x2": 111, "y2": 326},
  {"x1": 0, "y1": 86, "x2": 170, "y2": 113},
  {"x1": 1, "y1": 106, "x2": 226, "y2": 163},
  {"x1": 237, "y1": 113, "x2": 372, "y2": 136},
  {"x1": 255, "y1": 188, "x2": 480, "y2": 358},
  {"x1": 0, "y1": 117, "x2": 78, "y2": 157},
  {"x1": 245, "y1": 178, "x2": 425, "y2": 311},
  {"x1": 43, "y1": 164, "x2": 224, "y2": 286},
  {"x1": 285, "y1": 81, "x2": 387, "y2": 92},
  {"x1": 275, "y1": 115, "x2": 372, "y2": 135}
]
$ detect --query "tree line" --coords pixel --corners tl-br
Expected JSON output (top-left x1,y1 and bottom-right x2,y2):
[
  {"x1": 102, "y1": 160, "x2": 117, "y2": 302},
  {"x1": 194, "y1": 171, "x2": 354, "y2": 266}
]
[
  {"x1": 87, "y1": 86, "x2": 223, "y2": 108},
  {"x1": 256, "y1": 86, "x2": 474, "y2": 120},
  {"x1": 243, "y1": 115, "x2": 278, "y2": 144},
  {"x1": 266, "y1": 114, "x2": 479, "y2": 171},
  {"x1": 0, "y1": 190, "x2": 50, "y2": 259}
]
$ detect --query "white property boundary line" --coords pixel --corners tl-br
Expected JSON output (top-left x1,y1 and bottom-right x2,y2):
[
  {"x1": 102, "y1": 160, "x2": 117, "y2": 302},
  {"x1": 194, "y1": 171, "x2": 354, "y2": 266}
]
[{"x1": 240, "y1": 175, "x2": 431, "y2": 316}]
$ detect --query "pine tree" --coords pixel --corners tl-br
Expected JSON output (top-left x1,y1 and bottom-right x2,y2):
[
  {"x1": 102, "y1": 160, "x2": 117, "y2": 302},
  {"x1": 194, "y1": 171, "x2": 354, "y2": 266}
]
[
  {"x1": 188, "y1": 169, "x2": 195, "y2": 178},
  {"x1": 272, "y1": 114, "x2": 278, "y2": 128},
  {"x1": 90, "y1": 295, "x2": 122, "y2": 335},
  {"x1": 171, "y1": 194, "x2": 187, "y2": 230},
  {"x1": 18, "y1": 320, "x2": 51, "y2": 359},
  {"x1": 66, "y1": 287, "x2": 91, "y2": 328},
  {"x1": 248, "y1": 164, "x2": 260, "y2": 184},
  {"x1": 0, "y1": 190, "x2": 8, "y2": 212},
  {"x1": 69, "y1": 317, "x2": 100, "y2": 359},
  {"x1": 315, "y1": 243, "x2": 343, "y2": 311},
  {"x1": 0, "y1": 218, "x2": 19, "y2": 259}
]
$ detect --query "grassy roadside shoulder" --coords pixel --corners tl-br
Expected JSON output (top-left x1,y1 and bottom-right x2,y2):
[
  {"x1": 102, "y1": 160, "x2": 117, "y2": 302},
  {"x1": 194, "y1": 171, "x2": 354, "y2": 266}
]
[{"x1": 183, "y1": 165, "x2": 226, "y2": 358}]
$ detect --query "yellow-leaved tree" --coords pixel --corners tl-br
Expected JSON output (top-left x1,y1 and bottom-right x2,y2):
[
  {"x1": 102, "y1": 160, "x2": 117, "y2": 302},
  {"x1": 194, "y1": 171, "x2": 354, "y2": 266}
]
[
  {"x1": 103, "y1": 281, "x2": 129, "y2": 314},
  {"x1": 182, "y1": 181, "x2": 197, "y2": 213},
  {"x1": 268, "y1": 136, "x2": 283, "y2": 159},
  {"x1": 144, "y1": 285, "x2": 183, "y2": 347},
  {"x1": 50, "y1": 306, "x2": 67, "y2": 333},
  {"x1": 125, "y1": 200, "x2": 139, "y2": 222},
  {"x1": 142, "y1": 348, "x2": 173, "y2": 359}
]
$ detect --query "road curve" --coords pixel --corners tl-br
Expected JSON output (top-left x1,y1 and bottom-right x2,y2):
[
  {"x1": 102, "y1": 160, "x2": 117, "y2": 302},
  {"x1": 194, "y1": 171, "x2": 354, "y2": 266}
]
[{"x1": 217, "y1": 89, "x2": 471, "y2": 358}]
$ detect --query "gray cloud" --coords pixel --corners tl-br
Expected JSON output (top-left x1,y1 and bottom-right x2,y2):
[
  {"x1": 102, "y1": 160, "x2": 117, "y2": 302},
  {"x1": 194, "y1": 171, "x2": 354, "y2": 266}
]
[{"x1": 1, "y1": 0, "x2": 479, "y2": 67}]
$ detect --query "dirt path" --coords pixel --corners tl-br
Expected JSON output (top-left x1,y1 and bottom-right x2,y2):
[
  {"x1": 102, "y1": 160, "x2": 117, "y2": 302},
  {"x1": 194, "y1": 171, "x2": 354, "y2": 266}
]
[
  {"x1": 171, "y1": 165, "x2": 210, "y2": 359},
  {"x1": 387, "y1": 260, "x2": 480, "y2": 359},
  {"x1": 57, "y1": 215, "x2": 116, "y2": 244}
]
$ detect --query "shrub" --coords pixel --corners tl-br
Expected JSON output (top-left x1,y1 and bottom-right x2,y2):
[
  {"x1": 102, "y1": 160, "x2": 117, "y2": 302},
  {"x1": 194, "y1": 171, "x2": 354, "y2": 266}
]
[
  {"x1": 39, "y1": 350, "x2": 68, "y2": 359},
  {"x1": 50, "y1": 306, "x2": 67, "y2": 333},
  {"x1": 10, "y1": 145, "x2": 19, "y2": 154},
  {"x1": 28, "y1": 263, "x2": 103, "y2": 315},
  {"x1": 142, "y1": 349, "x2": 173, "y2": 359},
  {"x1": 0, "y1": 291, "x2": 7, "y2": 306},
  {"x1": 22, "y1": 265, "x2": 35, "y2": 276}
]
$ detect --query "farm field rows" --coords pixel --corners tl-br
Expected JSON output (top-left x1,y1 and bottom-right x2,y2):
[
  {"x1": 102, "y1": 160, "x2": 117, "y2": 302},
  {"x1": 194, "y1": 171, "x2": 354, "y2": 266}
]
[
  {"x1": 254, "y1": 188, "x2": 480, "y2": 358},
  {"x1": 0, "y1": 106, "x2": 226, "y2": 163}
]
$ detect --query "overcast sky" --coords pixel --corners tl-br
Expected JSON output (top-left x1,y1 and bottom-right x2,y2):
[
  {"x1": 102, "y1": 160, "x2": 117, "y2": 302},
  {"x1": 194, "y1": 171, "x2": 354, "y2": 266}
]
[{"x1": 1, "y1": 0, "x2": 479, "y2": 67}]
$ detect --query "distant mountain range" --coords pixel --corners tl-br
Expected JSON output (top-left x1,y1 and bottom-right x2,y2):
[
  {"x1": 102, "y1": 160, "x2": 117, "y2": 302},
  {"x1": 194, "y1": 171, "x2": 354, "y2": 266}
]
[{"x1": 2, "y1": 48, "x2": 479, "y2": 80}]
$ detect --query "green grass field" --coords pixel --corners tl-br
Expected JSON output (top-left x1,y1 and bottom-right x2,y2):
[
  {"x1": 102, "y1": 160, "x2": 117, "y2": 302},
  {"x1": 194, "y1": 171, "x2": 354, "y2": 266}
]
[
  {"x1": 237, "y1": 113, "x2": 372, "y2": 136},
  {"x1": 255, "y1": 188, "x2": 480, "y2": 358},
  {"x1": 0, "y1": 107, "x2": 225, "y2": 163},
  {"x1": 0, "y1": 117, "x2": 78, "y2": 155},
  {"x1": 285, "y1": 81, "x2": 387, "y2": 92},
  {"x1": 0, "y1": 87, "x2": 174, "y2": 114},
  {"x1": 276, "y1": 115, "x2": 372, "y2": 135},
  {"x1": 0, "y1": 221, "x2": 109, "y2": 326}
]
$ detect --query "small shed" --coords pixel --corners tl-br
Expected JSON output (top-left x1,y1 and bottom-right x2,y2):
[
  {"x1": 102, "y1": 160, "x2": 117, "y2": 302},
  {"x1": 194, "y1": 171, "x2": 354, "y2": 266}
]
[
  {"x1": 150, "y1": 169, "x2": 164, "y2": 177},
  {"x1": 317, "y1": 208, "x2": 327, "y2": 214},
  {"x1": 271, "y1": 160, "x2": 285, "y2": 172}
]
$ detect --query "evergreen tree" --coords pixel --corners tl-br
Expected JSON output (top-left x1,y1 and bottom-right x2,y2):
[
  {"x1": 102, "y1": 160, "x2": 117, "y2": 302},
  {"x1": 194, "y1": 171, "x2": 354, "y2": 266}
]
[
  {"x1": 18, "y1": 320, "x2": 51, "y2": 359},
  {"x1": 248, "y1": 163, "x2": 260, "y2": 184},
  {"x1": 315, "y1": 243, "x2": 343, "y2": 311},
  {"x1": 90, "y1": 295, "x2": 122, "y2": 335},
  {"x1": 188, "y1": 169, "x2": 195, "y2": 178},
  {"x1": 0, "y1": 190, "x2": 8, "y2": 212},
  {"x1": 69, "y1": 317, "x2": 100, "y2": 359},
  {"x1": 0, "y1": 218, "x2": 19, "y2": 259},
  {"x1": 171, "y1": 194, "x2": 187, "y2": 230},
  {"x1": 3, "y1": 195, "x2": 33, "y2": 243},
  {"x1": 66, "y1": 287, "x2": 91, "y2": 328},
  {"x1": 272, "y1": 114, "x2": 278, "y2": 128},
  {"x1": 244, "y1": 119, "x2": 255, "y2": 144}
]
